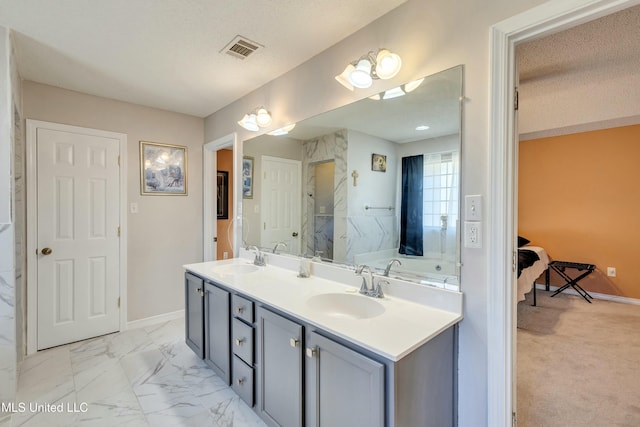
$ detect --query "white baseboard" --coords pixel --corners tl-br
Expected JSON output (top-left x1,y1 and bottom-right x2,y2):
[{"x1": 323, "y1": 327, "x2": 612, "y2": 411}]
[
  {"x1": 534, "y1": 283, "x2": 640, "y2": 306},
  {"x1": 126, "y1": 309, "x2": 185, "y2": 330}
]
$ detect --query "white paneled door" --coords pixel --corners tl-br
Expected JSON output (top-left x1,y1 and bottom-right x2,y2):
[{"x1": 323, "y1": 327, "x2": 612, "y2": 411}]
[
  {"x1": 261, "y1": 156, "x2": 301, "y2": 255},
  {"x1": 36, "y1": 127, "x2": 121, "y2": 350}
]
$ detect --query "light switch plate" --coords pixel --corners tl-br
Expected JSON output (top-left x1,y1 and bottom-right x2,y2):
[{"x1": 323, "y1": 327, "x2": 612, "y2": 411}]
[
  {"x1": 465, "y1": 195, "x2": 482, "y2": 220},
  {"x1": 130, "y1": 202, "x2": 138, "y2": 214}
]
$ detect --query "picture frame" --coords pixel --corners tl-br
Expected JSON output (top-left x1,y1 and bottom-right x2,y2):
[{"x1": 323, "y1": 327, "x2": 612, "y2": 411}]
[
  {"x1": 242, "y1": 156, "x2": 254, "y2": 199},
  {"x1": 372, "y1": 153, "x2": 387, "y2": 172},
  {"x1": 217, "y1": 171, "x2": 229, "y2": 219},
  {"x1": 140, "y1": 141, "x2": 187, "y2": 195}
]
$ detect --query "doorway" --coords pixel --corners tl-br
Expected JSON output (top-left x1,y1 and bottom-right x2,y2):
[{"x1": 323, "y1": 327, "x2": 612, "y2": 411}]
[
  {"x1": 26, "y1": 120, "x2": 127, "y2": 354},
  {"x1": 203, "y1": 133, "x2": 239, "y2": 262},
  {"x1": 488, "y1": 0, "x2": 640, "y2": 424}
]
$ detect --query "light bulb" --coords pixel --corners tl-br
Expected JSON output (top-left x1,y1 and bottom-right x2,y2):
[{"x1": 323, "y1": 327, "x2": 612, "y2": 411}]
[
  {"x1": 237, "y1": 113, "x2": 259, "y2": 131},
  {"x1": 256, "y1": 107, "x2": 272, "y2": 127},
  {"x1": 335, "y1": 64, "x2": 356, "y2": 91},
  {"x1": 375, "y1": 49, "x2": 402, "y2": 80},
  {"x1": 348, "y1": 58, "x2": 373, "y2": 88}
]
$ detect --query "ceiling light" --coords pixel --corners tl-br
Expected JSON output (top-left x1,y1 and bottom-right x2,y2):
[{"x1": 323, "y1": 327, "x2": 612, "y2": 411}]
[
  {"x1": 335, "y1": 64, "x2": 355, "y2": 91},
  {"x1": 349, "y1": 58, "x2": 373, "y2": 88},
  {"x1": 237, "y1": 113, "x2": 259, "y2": 131},
  {"x1": 335, "y1": 48, "x2": 402, "y2": 91},
  {"x1": 268, "y1": 123, "x2": 296, "y2": 136},
  {"x1": 238, "y1": 106, "x2": 272, "y2": 131},
  {"x1": 375, "y1": 49, "x2": 402, "y2": 80},
  {"x1": 256, "y1": 107, "x2": 272, "y2": 127},
  {"x1": 416, "y1": 125, "x2": 430, "y2": 131}
]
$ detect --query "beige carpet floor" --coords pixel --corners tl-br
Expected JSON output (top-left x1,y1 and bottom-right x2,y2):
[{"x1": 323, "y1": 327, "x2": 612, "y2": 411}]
[{"x1": 516, "y1": 290, "x2": 640, "y2": 427}]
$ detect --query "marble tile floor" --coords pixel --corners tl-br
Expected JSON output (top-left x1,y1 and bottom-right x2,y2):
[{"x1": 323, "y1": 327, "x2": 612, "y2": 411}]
[{"x1": 1, "y1": 318, "x2": 266, "y2": 427}]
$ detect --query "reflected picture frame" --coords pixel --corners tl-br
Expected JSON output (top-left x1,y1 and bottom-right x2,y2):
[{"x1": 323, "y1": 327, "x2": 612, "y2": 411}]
[
  {"x1": 372, "y1": 153, "x2": 387, "y2": 172},
  {"x1": 140, "y1": 141, "x2": 188, "y2": 195},
  {"x1": 217, "y1": 171, "x2": 229, "y2": 219},
  {"x1": 242, "y1": 156, "x2": 254, "y2": 199}
]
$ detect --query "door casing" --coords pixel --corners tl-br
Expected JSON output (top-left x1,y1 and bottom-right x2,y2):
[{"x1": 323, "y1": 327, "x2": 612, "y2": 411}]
[
  {"x1": 488, "y1": 0, "x2": 640, "y2": 424},
  {"x1": 203, "y1": 133, "x2": 239, "y2": 261},
  {"x1": 26, "y1": 119, "x2": 128, "y2": 355}
]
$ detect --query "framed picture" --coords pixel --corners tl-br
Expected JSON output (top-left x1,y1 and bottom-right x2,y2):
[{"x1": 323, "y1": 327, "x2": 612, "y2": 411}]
[
  {"x1": 372, "y1": 153, "x2": 387, "y2": 172},
  {"x1": 217, "y1": 171, "x2": 229, "y2": 219},
  {"x1": 242, "y1": 156, "x2": 254, "y2": 198},
  {"x1": 140, "y1": 141, "x2": 187, "y2": 195}
]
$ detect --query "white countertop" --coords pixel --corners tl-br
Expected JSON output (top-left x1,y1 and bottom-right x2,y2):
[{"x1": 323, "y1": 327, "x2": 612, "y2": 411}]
[{"x1": 184, "y1": 255, "x2": 463, "y2": 361}]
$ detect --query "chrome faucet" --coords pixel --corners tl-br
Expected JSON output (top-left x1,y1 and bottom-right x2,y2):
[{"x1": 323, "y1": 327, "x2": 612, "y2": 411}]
[
  {"x1": 383, "y1": 258, "x2": 402, "y2": 276},
  {"x1": 249, "y1": 246, "x2": 266, "y2": 266},
  {"x1": 272, "y1": 242, "x2": 287, "y2": 254},
  {"x1": 355, "y1": 265, "x2": 384, "y2": 298}
]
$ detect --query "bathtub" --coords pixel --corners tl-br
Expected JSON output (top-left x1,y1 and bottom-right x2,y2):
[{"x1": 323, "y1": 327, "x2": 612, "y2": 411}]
[{"x1": 353, "y1": 249, "x2": 459, "y2": 289}]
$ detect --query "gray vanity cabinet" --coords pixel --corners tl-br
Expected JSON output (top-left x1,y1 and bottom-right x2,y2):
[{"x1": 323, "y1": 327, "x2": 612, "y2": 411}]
[
  {"x1": 185, "y1": 272, "x2": 205, "y2": 358},
  {"x1": 256, "y1": 307, "x2": 304, "y2": 427},
  {"x1": 204, "y1": 282, "x2": 231, "y2": 384},
  {"x1": 305, "y1": 331, "x2": 384, "y2": 427}
]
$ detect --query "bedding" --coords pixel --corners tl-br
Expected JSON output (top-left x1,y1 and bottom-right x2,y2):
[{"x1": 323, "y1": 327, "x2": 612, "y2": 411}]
[{"x1": 517, "y1": 245, "x2": 549, "y2": 302}]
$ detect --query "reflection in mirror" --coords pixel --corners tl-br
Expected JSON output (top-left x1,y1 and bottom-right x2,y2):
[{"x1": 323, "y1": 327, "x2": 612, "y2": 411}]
[{"x1": 241, "y1": 65, "x2": 463, "y2": 287}]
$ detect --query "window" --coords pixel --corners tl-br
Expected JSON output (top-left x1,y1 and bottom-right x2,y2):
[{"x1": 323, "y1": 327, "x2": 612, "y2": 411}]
[{"x1": 423, "y1": 152, "x2": 459, "y2": 228}]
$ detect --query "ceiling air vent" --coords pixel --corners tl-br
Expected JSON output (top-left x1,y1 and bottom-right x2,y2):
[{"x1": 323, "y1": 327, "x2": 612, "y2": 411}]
[{"x1": 222, "y1": 35, "x2": 262, "y2": 60}]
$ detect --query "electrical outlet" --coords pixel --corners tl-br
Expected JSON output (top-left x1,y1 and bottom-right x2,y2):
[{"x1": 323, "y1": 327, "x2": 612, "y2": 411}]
[
  {"x1": 464, "y1": 221, "x2": 482, "y2": 248},
  {"x1": 607, "y1": 267, "x2": 616, "y2": 277}
]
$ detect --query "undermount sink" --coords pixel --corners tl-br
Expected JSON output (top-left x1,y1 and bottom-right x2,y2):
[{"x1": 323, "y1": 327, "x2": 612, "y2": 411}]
[
  {"x1": 216, "y1": 263, "x2": 260, "y2": 276},
  {"x1": 306, "y1": 293, "x2": 385, "y2": 319}
]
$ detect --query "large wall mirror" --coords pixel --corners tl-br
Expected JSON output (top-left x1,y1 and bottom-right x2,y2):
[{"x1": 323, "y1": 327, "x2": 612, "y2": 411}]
[{"x1": 240, "y1": 65, "x2": 463, "y2": 287}]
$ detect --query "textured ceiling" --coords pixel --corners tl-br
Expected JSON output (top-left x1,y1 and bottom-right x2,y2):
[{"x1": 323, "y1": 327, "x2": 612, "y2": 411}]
[
  {"x1": 0, "y1": 0, "x2": 406, "y2": 117},
  {"x1": 517, "y1": 4, "x2": 640, "y2": 135}
]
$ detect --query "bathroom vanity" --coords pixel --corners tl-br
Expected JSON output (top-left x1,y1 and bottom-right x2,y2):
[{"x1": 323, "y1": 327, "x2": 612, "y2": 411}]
[{"x1": 184, "y1": 253, "x2": 462, "y2": 427}]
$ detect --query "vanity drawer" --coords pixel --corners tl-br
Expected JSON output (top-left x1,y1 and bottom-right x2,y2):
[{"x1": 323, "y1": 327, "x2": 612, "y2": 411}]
[
  {"x1": 232, "y1": 317, "x2": 254, "y2": 365},
  {"x1": 232, "y1": 294, "x2": 254, "y2": 323},
  {"x1": 232, "y1": 355, "x2": 254, "y2": 407}
]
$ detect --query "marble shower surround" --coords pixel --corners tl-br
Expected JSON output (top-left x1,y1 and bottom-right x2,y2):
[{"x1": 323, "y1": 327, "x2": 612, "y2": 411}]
[{"x1": 301, "y1": 130, "x2": 347, "y2": 261}]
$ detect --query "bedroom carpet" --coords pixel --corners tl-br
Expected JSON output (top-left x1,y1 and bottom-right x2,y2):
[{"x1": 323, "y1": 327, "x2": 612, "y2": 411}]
[{"x1": 516, "y1": 291, "x2": 640, "y2": 426}]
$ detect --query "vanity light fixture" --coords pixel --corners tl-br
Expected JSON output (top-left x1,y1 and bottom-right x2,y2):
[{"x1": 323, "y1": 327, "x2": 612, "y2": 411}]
[
  {"x1": 238, "y1": 106, "x2": 272, "y2": 131},
  {"x1": 268, "y1": 123, "x2": 296, "y2": 136},
  {"x1": 416, "y1": 125, "x2": 430, "y2": 131},
  {"x1": 335, "y1": 48, "x2": 402, "y2": 90},
  {"x1": 368, "y1": 77, "x2": 425, "y2": 101}
]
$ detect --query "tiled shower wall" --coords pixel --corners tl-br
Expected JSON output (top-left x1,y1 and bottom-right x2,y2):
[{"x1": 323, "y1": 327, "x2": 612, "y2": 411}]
[{"x1": 301, "y1": 130, "x2": 348, "y2": 262}]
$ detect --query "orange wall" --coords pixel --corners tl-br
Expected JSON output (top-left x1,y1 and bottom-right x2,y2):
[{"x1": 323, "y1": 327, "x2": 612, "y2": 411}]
[
  {"x1": 519, "y1": 124, "x2": 640, "y2": 299},
  {"x1": 217, "y1": 149, "x2": 234, "y2": 260}
]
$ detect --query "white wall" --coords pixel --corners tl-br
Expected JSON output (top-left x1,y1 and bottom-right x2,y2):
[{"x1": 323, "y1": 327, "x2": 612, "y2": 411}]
[
  {"x1": 203, "y1": 0, "x2": 550, "y2": 424},
  {"x1": 22, "y1": 82, "x2": 204, "y2": 322}
]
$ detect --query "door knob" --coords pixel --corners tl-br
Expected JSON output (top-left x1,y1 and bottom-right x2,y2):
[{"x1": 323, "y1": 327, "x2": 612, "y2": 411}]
[{"x1": 41, "y1": 247, "x2": 53, "y2": 255}]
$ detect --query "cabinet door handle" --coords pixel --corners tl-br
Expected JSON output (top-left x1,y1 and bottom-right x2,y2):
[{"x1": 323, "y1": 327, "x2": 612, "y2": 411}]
[
  {"x1": 289, "y1": 338, "x2": 299, "y2": 348},
  {"x1": 196, "y1": 287, "x2": 204, "y2": 297},
  {"x1": 305, "y1": 347, "x2": 317, "y2": 358},
  {"x1": 234, "y1": 306, "x2": 244, "y2": 315},
  {"x1": 235, "y1": 338, "x2": 245, "y2": 346},
  {"x1": 237, "y1": 377, "x2": 245, "y2": 385}
]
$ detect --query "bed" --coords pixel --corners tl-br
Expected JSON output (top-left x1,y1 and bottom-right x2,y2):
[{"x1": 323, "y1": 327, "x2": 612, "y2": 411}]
[{"x1": 517, "y1": 245, "x2": 550, "y2": 304}]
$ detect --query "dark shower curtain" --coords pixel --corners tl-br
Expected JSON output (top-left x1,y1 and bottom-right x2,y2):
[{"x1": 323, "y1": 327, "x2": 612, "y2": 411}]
[{"x1": 399, "y1": 155, "x2": 424, "y2": 256}]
